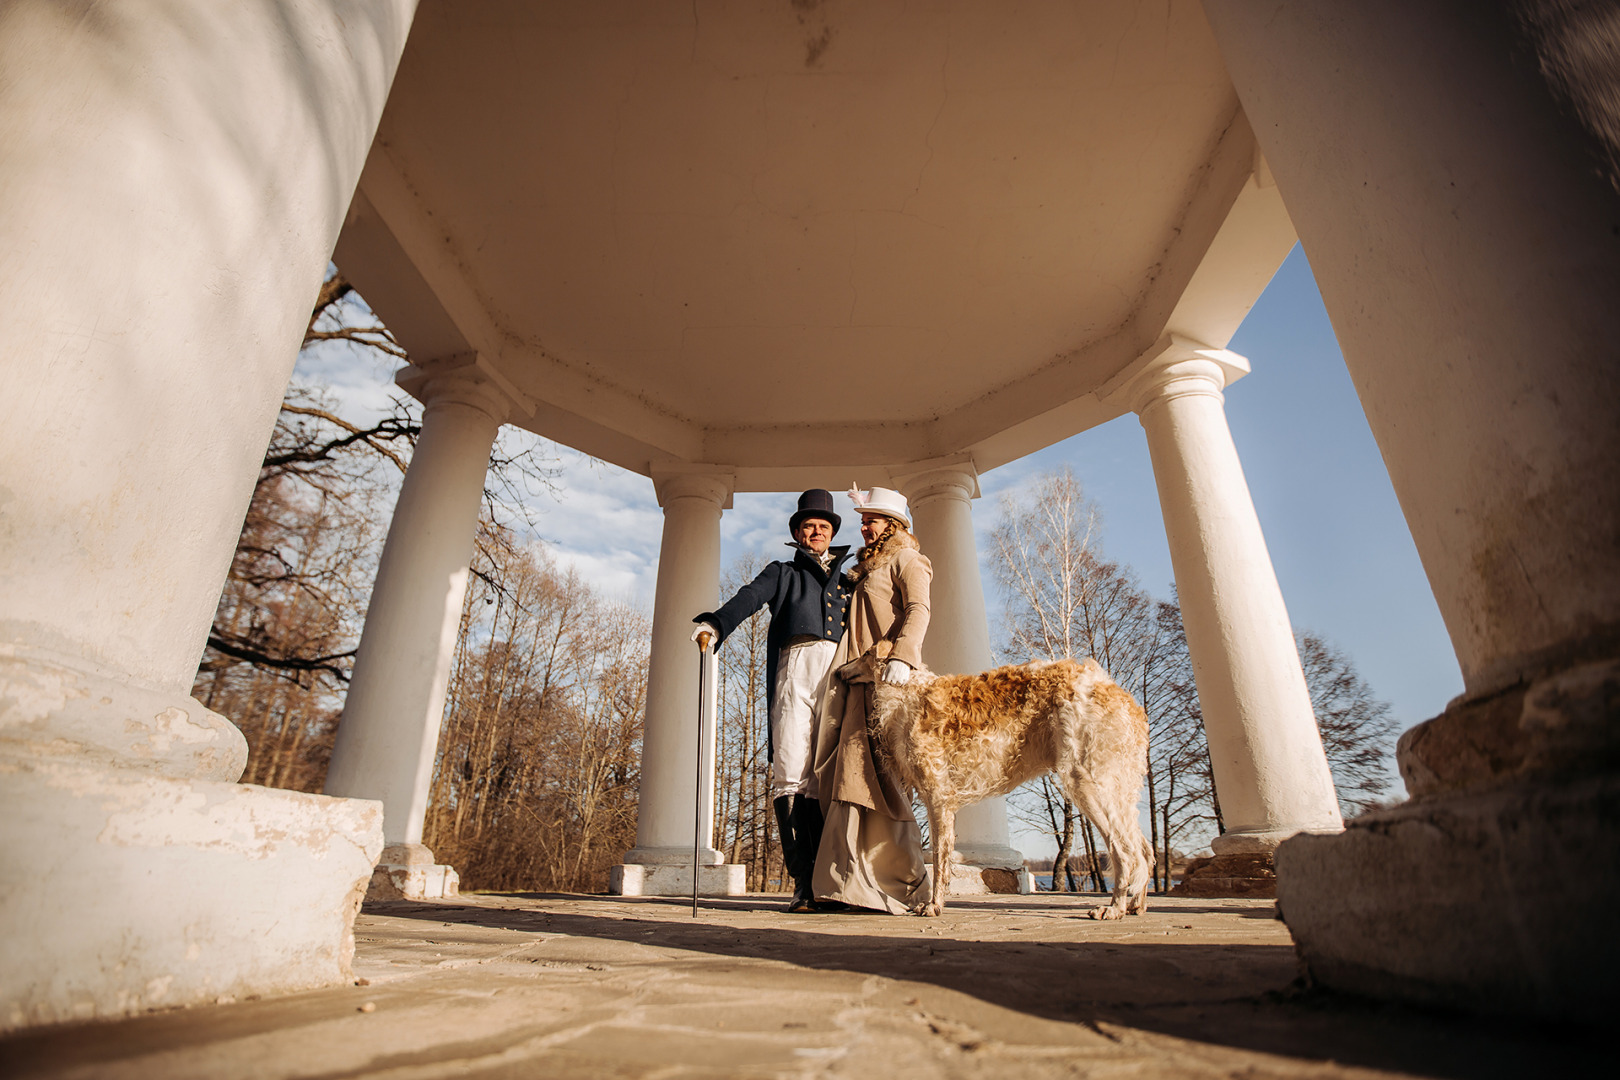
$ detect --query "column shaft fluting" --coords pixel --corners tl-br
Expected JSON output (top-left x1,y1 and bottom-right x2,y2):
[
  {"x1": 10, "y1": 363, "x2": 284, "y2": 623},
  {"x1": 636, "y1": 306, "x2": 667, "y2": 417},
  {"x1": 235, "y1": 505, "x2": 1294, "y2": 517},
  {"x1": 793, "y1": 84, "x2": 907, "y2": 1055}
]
[
  {"x1": 1135, "y1": 359, "x2": 1341, "y2": 851},
  {"x1": 625, "y1": 473, "x2": 732, "y2": 864},
  {"x1": 325, "y1": 380, "x2": 506, "y2": 846},
  {"x1": 902, "y1": 466, "x2": 1025, "y2": 868}
]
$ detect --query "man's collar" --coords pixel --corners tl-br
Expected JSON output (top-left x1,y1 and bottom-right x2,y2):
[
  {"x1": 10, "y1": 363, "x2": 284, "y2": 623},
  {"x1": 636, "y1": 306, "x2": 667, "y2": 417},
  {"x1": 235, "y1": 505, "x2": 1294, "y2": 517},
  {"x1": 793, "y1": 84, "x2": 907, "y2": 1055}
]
[{"x1": 786, "y1": 542, "x2": 851, "y2": 570}]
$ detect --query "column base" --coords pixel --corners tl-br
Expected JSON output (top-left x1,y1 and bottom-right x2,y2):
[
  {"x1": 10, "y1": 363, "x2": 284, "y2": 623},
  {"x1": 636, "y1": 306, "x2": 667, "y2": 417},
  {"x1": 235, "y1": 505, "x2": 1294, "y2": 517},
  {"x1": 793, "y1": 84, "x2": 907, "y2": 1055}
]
[
  {"x1": 0, "y1": 757, "x2": 383, "y2": 1032},
  {"x1": 929, "y1": 844, "x2": 1033, "y2": 894},
  {"x1": 622, "y1": 845, "x2": 726, "y2": 866},
  {"x1": 1171, "y1": 851, "x2": 1277, "y2": 898},
  {"x1": 932, "y1": 863, "x2": 1034, "y2": 895},
  {"x1": 608, "y1": 863, "x2": 747, "y2": 896},
  {"x1": 366, "y1": 843, "x2": 461, "y2": 901},
  {"x1": 1277, "y1": 773, "x2": 1619, "y2": 1024},
  {"x1": 0, "y1": 645, "x2": 247, "y2": 782},
  {"x1": 1276, "y1": 655, "x2": 1620, "y2": 1022}
]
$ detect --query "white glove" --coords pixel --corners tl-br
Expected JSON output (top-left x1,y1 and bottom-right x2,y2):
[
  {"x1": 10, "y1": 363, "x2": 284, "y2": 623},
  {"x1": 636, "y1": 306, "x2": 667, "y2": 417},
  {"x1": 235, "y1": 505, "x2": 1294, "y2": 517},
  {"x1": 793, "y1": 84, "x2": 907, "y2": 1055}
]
[
  {"x1": 882, "y1": 658, "x2": 912, "y2": 685},
  {"x1": 690, "y1": 620, "x2": 719, "y2": 647}
]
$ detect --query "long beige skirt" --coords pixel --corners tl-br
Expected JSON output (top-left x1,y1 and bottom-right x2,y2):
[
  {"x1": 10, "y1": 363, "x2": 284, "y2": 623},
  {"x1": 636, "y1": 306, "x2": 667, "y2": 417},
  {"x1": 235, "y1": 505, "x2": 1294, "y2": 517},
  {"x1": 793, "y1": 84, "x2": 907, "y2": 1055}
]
[
  {"x1": 813, "y1": 798, "x2": 927, "y2": 914},
  {"x1": 810, "y1": 661, "x2": 927, "y2": 913}
]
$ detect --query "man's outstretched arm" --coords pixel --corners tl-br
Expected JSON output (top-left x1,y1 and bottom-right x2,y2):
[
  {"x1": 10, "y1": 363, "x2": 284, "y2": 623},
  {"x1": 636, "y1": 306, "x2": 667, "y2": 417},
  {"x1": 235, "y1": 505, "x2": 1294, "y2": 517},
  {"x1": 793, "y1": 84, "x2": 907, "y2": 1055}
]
[{"x1": 693, "y1": 562, "x2": 782, "y2": 647}]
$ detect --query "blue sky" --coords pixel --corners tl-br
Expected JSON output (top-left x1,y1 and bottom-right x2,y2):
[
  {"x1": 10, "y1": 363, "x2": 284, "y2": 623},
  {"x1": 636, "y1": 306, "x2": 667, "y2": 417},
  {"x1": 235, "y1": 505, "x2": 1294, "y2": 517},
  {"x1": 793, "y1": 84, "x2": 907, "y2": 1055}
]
[
  {"x1": 978, "y1": 246, "x2": 1463, "y2": 730},
  {"x1": 304, "y1": 244, "x2": 1463, "y2": 851}
]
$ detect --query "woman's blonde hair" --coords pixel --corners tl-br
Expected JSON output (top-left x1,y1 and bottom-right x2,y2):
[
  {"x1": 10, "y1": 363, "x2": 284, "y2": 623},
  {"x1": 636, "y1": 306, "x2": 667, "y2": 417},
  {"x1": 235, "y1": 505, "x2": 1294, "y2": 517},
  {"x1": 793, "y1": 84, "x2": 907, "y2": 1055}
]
[{"x1": 856, "y1": 515, "x2": 906, "y2": 565}]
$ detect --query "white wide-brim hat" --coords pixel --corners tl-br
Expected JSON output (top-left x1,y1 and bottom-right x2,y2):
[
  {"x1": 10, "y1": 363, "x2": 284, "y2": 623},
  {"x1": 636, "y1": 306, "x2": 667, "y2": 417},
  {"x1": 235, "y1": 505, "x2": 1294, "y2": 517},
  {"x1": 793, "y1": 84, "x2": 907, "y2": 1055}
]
[{"x1": 847, "y1": 484, "x2": 911, "y2": 530}]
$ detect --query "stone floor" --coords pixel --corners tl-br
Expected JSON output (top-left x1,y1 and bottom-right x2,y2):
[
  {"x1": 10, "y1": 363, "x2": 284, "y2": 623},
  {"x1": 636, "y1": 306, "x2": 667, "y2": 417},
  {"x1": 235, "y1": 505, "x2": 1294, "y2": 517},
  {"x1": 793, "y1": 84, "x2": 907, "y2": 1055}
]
[{"x1": 0, "y1": 893, "x2": 1601, "y2": 1079}]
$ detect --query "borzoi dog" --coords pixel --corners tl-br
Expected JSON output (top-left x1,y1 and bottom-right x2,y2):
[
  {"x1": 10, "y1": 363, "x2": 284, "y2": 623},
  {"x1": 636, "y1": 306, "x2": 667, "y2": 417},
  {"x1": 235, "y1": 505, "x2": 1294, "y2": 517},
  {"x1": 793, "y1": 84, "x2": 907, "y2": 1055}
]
[{"x1": 839, "y1": 652, "x2": 1153, "y2": 919}]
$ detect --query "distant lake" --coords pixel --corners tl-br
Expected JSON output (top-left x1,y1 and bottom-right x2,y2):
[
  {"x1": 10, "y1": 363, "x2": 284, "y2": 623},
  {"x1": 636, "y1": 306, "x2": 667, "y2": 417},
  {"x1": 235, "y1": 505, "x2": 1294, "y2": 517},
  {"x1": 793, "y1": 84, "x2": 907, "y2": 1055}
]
[
  {"x1": 1032, "y1": 873, "x2": 1111, "y2": 892},
  {"x1": 1031, "y1": 873, "x2": 1182, "y2": 891}
]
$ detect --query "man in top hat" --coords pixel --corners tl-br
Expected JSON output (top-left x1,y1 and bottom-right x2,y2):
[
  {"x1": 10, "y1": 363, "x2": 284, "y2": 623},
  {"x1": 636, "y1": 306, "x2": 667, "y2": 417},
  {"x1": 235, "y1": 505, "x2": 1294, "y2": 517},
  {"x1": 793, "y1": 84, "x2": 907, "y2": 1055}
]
[{"x1": 691, "y1": 489, "x2": 852, "y2": 912}]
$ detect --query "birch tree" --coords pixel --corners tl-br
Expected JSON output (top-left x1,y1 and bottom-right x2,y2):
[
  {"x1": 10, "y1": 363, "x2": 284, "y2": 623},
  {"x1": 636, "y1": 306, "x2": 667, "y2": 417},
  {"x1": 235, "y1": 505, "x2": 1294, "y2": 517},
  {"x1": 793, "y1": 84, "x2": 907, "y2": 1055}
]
[
  {"x1": 990, "y1": 469, "x2": 1217, "y2": 893},
  {"x1": 991, "y1": 469, "x2": 1165, "y2": 890}
]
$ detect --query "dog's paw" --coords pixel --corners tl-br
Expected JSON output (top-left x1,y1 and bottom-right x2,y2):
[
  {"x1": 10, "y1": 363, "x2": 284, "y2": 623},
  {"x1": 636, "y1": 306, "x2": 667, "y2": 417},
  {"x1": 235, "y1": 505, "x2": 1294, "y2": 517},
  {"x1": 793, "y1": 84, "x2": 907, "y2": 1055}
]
[
  {"x1": 917, "y1": 902, "x2": 942, "y2": 917},
  {"x1": 1088, "y1": 905, "x2": 1126, "y2": 921}
]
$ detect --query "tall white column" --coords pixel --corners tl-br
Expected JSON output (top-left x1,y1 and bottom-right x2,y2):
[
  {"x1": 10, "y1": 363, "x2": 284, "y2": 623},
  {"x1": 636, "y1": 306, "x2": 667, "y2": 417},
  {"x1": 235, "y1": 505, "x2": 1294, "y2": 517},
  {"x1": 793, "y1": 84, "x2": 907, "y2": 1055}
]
[
  {"x1": 1207, "y1": 2, "x2": 1620, "y2": 700},
  {"x1": 0, "y1": 0, "x2": 416, "y2": 1029},
  {"x1": 325, "y1": 361, "x2": 516, "y2": 895},
  {"x1": 898, "y1": 460, "x2": 1027, "y2": 879},
  {"x1": 1119, "y1": 344, "x2": 1342, "y2": 852},
  {"x1": 624, "y1": 470, "x2": 734, "y2": 867},
  {"x1": 1203, "y1": 1, "x2": 1620, "y2": 1018}
]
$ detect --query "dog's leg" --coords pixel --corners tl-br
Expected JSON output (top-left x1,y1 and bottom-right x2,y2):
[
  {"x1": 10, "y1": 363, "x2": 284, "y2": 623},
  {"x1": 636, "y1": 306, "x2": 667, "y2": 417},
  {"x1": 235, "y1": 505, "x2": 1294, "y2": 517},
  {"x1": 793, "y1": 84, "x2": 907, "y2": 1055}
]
[
  {"x1": 1127, "y1": 833, "x2": 1153, "y2": 915},
  {"x1": 921, "y1": 805, "x2": 954, "y2": 917},
  {"x1": 1095, "y1": 788, "x2": 1153, "y2": 919},
  {"x1": 1059, "y1": 776, "x2": 1133, "y2": 920}
]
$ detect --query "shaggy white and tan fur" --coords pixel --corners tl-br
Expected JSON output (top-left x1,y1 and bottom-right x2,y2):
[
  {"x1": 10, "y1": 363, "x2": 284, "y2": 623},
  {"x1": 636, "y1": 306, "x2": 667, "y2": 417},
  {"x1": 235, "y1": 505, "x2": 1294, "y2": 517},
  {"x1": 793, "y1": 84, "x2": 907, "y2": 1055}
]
[{"x1": 839, "y1": 652, "x2": 1153, "y2": 919}]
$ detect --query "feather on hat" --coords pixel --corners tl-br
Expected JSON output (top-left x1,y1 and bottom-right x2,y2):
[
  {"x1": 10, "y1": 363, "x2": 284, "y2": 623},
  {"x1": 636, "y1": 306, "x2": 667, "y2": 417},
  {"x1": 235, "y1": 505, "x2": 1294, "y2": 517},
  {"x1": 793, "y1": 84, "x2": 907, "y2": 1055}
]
[{"x1": 847, "y1": 483, "x2": 910, "y2": 529}]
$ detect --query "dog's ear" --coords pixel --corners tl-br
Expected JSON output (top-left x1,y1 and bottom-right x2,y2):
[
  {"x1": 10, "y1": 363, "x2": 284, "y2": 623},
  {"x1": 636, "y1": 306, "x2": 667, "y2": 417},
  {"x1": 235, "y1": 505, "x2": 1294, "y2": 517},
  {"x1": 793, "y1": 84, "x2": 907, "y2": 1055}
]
[{"x1": 836, "y1": 651, "x2": 877, "y2": 683}]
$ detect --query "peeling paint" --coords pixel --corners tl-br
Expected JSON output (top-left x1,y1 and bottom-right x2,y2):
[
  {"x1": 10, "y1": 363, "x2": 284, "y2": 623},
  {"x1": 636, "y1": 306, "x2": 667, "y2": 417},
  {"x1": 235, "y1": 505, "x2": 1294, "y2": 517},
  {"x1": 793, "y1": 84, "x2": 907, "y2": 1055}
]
[
  {"x1": 2, "y1": 758, "x2": 384, "y2": 1030},
  {"x1": 123, "y1": 705, "x2": 219, "y2": 758},
  {"x1": 0, "y1": 659, "x2": 83, "y2": 728}
]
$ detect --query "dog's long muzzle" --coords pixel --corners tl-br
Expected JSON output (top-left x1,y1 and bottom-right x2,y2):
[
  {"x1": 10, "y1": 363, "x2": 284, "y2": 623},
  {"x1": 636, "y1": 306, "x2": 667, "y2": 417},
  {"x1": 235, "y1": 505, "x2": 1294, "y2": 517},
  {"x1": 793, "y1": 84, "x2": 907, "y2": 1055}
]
[{"x1": 836, "y1": 642, "x2": 894, "y2": 683}]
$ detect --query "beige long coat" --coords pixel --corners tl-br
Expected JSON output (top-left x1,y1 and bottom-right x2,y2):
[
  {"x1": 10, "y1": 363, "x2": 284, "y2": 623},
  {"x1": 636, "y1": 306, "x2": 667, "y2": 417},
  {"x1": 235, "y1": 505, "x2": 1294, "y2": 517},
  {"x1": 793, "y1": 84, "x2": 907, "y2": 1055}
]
[{"x1": 811, "y1": 529, "x2": 932, "y2": 912}]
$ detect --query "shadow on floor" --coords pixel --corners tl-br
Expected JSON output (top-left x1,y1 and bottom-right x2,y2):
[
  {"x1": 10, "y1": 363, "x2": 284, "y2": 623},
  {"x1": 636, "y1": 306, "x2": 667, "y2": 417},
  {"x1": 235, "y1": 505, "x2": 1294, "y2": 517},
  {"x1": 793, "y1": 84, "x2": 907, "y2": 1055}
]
[{"x1": 374, "y1": 894, "x2": 1603, "y2": 1080}]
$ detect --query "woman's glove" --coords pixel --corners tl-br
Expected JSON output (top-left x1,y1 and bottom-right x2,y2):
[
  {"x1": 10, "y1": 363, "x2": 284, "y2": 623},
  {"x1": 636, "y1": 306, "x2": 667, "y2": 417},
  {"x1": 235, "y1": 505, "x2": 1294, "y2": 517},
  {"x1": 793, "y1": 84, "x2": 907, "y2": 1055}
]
[
  {"x1": 690, "y1": 619, "x2": 720, "y2": 647},
  {"x1": 882, "y1": 658, "x2": 912, "y2": 685}
]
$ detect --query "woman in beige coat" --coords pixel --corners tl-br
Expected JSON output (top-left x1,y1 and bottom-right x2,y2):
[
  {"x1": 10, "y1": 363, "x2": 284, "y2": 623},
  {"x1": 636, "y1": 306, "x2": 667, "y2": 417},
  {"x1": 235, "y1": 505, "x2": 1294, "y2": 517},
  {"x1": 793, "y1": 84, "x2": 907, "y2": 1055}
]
[{"x1": 810, "y1": 486, "x2": 931, "y2": 913}]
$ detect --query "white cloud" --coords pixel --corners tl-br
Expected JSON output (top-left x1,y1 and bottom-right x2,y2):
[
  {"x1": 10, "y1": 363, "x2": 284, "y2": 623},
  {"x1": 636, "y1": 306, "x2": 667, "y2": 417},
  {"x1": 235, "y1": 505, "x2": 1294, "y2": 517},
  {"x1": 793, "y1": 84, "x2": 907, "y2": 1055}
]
[
  {"x1": 292, "y1": 340, "x2": 405, "y2": 425},
  {"x1": 503, "y1": 446, "x2": 664, "y2": 607}
]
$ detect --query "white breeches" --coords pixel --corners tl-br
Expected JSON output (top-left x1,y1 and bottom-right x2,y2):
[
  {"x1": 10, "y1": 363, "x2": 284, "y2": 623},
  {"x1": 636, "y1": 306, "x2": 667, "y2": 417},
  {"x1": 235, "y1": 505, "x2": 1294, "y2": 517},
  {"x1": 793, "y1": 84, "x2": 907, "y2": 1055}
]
[{"x1": 770, "y1": 638, "x2": 837, "y2": 800}]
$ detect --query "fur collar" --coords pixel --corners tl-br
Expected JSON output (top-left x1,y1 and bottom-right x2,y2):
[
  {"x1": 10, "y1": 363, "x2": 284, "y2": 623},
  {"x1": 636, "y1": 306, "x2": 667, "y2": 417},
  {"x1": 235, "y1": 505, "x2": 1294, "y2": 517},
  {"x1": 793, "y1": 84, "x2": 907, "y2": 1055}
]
[{"x1": 845, "y1": 528, "x2": 919, "y2": 584}]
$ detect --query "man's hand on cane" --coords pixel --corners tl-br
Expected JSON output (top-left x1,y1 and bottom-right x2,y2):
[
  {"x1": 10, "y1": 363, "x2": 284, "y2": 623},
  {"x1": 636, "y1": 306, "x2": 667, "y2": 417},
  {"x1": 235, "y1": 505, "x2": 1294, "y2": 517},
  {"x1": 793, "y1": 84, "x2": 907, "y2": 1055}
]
[{"x1": 691, "y1": 619, "x2": 719, "y2": 649}]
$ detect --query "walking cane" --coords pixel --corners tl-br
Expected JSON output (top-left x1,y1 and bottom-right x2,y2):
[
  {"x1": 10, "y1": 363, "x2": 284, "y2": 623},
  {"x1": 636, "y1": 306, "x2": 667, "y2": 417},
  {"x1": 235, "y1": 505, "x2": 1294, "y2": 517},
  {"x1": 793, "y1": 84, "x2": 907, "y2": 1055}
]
[{"x1": 692, "y1": 627, "x2": 715, "y2": 917}]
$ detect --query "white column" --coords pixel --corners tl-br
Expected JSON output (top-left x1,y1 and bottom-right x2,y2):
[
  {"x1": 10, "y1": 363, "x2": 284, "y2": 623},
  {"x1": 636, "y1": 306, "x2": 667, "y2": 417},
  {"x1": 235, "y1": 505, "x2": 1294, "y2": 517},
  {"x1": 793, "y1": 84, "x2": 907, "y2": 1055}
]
[
  {"x1": 1206, "y1": 1, "x2": 1620, "y2": 700},
  {"x1": 1121, "y1": 344, "x2": 1342, "y2": 853},
  {"x1": 624, "y1": 470, "x2": 735, "y2": 866},
  {"x1": 898, "y1": 460, "x2": 1027, "y2": 874},
  {"x1": 1201, "y1": 3, "x2": 1620, "y2": 1016},
  {"x1": 325, "y1": 363, "x2": 515, "y2": 891},
  {"x1": 0, "y1": 0, "x2": 415, "y2": 1028}
]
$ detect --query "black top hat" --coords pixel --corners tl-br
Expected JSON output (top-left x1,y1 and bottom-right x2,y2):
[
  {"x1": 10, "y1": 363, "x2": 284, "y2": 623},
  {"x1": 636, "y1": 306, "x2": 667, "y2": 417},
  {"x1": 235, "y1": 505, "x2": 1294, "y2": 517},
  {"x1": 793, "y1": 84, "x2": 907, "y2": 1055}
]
[{"x1": 789, "y1": 488, "x2": 841, "y2": 534}]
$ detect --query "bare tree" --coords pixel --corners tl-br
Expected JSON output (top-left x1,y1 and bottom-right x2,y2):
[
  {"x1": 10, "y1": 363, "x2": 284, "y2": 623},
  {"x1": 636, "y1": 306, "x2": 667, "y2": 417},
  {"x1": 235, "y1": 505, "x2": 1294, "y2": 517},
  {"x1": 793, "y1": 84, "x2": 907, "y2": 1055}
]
[
  {"x1": 196, "y1": 267, "x2": 566, "y2": 797},
  {"x1": 425, "y1": 525, "x2": 648, "y2": 892},
  {"x1": 1140, "y1": 597, "x2": 1216, "y2": 889},
  {"x1": 989, "y1": 468, "x2": 1404, "y2": 890},
  {"x1": 1296, "y1": 631, "x2": 1402, "y2": 817},
  {"x1": 990, "y1": 469, "x2": 1168, "y2": 892},
  {"x1": 711, "y1": 555, "x2": 786, "y2": 892},
  {"x1": 990, "y1": 469, "x2": 1226, "y2": 893}
]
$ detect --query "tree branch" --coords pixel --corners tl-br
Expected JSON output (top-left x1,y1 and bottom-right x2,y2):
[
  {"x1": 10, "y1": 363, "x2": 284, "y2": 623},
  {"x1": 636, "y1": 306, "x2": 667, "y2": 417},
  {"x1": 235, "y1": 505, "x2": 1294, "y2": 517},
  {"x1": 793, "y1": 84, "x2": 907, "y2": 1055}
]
[{"x1": 204, "y1": 634, "x2": 355, "y2": 682}]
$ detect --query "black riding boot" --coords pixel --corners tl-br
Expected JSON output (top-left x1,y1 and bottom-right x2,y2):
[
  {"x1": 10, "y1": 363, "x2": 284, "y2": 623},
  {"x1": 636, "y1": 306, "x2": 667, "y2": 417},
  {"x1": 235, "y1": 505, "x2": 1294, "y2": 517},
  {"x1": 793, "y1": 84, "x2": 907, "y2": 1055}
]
[
  {"x1": 773, "y1": 796, "x2": 802, "y2": 910},
  {"x1": 786, "y1": 794, "x2": 825, "y2": 913}
]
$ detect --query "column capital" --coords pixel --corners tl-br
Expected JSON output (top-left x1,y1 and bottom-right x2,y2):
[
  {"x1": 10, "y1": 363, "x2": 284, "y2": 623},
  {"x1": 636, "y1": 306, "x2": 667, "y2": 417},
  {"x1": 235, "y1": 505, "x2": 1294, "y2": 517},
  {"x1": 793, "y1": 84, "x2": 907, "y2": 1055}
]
[
  {"x1": 650, "y1": 465, "x2": 735, "y2": 509},
  {"x1": 1099, "y1": 334, "x2": 1251, "y2": 418},
  {"x1": 395, "y1": 353, "x2": 536, "y2": 425},
  {"x1": 890, "y1": 454, "x2": 980, "y2": 505}
]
